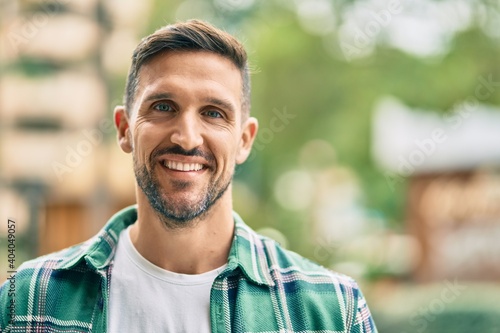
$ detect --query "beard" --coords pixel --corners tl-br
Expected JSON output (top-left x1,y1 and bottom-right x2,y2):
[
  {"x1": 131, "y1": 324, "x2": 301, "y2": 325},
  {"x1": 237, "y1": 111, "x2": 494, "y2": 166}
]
[{"x1": 133, "y1": 145, "x2": 232, "y2": 229}]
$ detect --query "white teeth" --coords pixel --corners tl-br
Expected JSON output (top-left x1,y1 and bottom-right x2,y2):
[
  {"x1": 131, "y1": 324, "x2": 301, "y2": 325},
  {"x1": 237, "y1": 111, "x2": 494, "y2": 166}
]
[{"x1": 164, "y1": 160, "x2": 203, "y2": 171}]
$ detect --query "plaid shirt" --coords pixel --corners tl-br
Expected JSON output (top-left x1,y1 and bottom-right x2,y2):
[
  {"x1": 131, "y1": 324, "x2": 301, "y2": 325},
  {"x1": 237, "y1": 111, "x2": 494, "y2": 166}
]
[{"x1": 1, "y1": 205, "x2": 377, "y2": 333}]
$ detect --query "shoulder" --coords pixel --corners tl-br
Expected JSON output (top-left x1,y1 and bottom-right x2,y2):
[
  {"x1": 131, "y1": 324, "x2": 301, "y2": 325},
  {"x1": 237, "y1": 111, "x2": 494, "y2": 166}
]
[
  {"x1": 0, "y1": 241, "x2": 91, "y2": 296},
  {"x1": 260, "y1": 233, "x2": 361, "y2": 290},
  {"x1": 5, "y1": 205, "x2": 135, "y2": 286},
  {"x1": 233, "y1": 214, "x2": 361, "y2": 292}
]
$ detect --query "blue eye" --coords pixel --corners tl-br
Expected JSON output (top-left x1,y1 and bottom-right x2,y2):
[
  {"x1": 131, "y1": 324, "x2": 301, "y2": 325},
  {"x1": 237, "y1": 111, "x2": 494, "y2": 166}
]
[
  {"x1": 206, "y1": 110, "x2": 222, "y2": 118},
  {"x1": 154, "y1": 103, "x2": 172, "y2": 112}
]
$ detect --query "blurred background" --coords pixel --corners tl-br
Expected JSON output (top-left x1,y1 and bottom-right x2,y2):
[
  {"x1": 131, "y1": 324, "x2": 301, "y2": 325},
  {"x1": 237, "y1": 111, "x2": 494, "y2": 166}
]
[{"x1": 1, "y1": 0, "x2": 500, "y2": 331}]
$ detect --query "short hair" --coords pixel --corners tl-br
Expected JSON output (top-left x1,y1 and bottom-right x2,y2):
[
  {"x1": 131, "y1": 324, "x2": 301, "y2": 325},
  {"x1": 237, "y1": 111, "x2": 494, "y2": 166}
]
[{"x1": 124, "y1": 19, "x2": 250, "y2": 117}]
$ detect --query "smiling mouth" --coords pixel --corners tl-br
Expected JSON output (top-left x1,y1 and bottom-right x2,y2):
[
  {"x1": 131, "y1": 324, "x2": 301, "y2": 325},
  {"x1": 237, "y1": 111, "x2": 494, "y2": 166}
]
[{"x1": 163, "y1": 160, "x2": 204, "y2": 172}]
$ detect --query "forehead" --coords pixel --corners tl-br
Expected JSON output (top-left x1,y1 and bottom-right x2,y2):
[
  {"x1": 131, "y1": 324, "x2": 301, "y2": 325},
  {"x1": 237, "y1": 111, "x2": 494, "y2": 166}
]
[{"x1": 135, "y1": 51, "x2": 243, "y2": 109}]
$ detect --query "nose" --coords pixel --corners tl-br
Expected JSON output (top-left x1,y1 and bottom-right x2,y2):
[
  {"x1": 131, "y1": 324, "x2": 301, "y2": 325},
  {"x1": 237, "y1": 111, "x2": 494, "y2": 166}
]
[{"x1": 170, "y1": 111, "x2": 204, "y2": 151}]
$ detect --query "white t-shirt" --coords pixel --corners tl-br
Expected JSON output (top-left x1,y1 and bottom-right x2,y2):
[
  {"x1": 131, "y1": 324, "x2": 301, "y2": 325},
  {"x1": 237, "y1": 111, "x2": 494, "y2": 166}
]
[{"x1": 107, "y1": 226, "x2": 227, "y2": 333}]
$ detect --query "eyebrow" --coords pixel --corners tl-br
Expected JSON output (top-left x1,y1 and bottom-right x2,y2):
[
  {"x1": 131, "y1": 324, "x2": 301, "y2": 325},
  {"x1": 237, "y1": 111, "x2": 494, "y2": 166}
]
[{"x1": 143, "y1": 92, "x2": 174, "y2": 104}]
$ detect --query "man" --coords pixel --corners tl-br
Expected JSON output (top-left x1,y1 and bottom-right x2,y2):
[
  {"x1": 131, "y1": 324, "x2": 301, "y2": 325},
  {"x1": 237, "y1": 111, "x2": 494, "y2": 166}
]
[{"x1": 0, "y1": 20, "x2": 377, "y2": 332}]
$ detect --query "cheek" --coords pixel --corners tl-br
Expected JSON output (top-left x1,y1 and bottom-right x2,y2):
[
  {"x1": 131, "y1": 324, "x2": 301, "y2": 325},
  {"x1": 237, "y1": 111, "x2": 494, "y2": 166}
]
[
  {"x1": 133, "y1": 124, "x2": 164, "y2": 161},
  {"x1": 211, "y1": 137, "x2": 237, "y2": 167}
]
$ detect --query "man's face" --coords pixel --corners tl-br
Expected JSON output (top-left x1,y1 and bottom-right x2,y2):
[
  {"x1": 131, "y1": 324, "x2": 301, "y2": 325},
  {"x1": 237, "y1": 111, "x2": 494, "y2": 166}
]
[{"x1": 115, "y1": 51, "x2": 257, "y2": 228}]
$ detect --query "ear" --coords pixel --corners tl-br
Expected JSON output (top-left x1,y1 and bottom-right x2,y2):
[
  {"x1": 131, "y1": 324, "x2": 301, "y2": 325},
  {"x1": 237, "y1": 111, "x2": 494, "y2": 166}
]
[
  {"x1": 236, "y1": 117, "x2": 258, "y2": 164},
  {"x1": 114, "y1": 105, "x2": 133, "y2": 153}
]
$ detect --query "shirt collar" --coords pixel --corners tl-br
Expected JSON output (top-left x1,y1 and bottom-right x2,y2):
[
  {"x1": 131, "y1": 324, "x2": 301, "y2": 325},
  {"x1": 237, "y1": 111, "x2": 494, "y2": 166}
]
[
  {"x1": 228, "y1": 212, "x2": 275, "y2": 286},
  {"x1": 55, "y1": 206, "x2": 275, "y2": 286},
  {"x1": 55, "y1": 205, "x2": 137, "y2": 271}
]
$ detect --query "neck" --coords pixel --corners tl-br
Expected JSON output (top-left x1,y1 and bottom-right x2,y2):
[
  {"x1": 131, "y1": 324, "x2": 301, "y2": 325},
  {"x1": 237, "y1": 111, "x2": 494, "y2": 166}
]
[{"x1": 129, "y1": 189, "x2": 234, "y2": 274}]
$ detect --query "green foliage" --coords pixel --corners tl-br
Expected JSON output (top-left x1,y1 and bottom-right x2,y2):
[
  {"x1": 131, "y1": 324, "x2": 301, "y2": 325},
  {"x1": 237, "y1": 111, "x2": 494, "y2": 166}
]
[{"x1": 234, "y1": 4, "x2": 500, "y2": 241}]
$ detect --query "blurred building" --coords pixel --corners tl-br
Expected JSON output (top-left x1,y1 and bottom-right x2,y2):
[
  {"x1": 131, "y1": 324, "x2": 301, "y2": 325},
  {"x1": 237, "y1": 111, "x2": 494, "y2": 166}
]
[
  {"x1": 372, "y1": 97, "x2": 500, "y2": 281},
  {"x1": 0, "y1": 0, "x2": 151, "y2": 267}
]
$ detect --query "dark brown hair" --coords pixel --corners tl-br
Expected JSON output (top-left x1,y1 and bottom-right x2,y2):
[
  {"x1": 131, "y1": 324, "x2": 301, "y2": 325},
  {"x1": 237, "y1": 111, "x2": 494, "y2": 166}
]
[{"x1": 124, "y1": 19, "x2": 250, "y2": 116}]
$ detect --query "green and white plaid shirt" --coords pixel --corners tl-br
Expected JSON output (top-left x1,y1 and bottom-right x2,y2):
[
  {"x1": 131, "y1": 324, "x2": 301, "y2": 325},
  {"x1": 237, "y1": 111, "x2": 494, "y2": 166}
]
[{"x1": 1, "y1": 206, "x2": 377, "y2": 333}]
